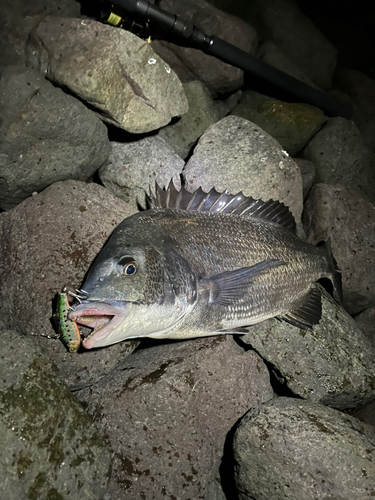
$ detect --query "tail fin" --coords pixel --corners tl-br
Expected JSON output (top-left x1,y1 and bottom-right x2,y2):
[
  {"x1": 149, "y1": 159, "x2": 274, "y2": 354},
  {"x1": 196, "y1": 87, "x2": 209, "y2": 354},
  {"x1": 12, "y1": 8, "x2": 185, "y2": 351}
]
[{"x1": 323, "y1": 238, "x2": 343, "y2": 304}]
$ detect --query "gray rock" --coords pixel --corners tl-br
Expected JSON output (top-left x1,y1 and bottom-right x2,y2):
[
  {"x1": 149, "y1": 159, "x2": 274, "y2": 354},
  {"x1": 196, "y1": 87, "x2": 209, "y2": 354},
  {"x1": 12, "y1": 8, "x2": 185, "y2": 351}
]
[
  {"x1": 0, "y1": 66, "x2": 110, "y2": 210},
  {"x1": 245, "y1": 0, "x2": 337, "y2": 89},
  {"x1": 240, "y1": 285, "x2": 375, "y2": 409},
  {"x1": 336, "y1": 69, "x2": 375, "y2": 118},
  {"x1": 303, "y1": 184, "x2": 375, "y2": 315},
  {"x1": 355, "y1": 306, "x2": 375, "y2": 343},
  {"x1": 27, "y1": 17, "x2": 188, "y2": 133},
  {"x1": 293, "y1": 158, "x2": 316, "y2": 198},
  {"x1": 184, "y1": 115, "x2": 303, "y2": 223},
  {"x1": 0, "y1": 180, "x2": 137, "y2": 341},
  {"x1": 0, "y1": 0, "x2": 80, "y2": 67},
  {"x1": 234, "y1": 397, "x2": 375, "y2": 500},
  {"x1": 231, "y1": 90, "x2": 326, "y2": 156},
  {"x1": 99, "y1": 136, "x2": 185, "y2": 209},
  {"x1": 301, "y1": 117, "x2": 375, "y2": 204},
  {"x1": 77, "y1": 336, "x2": 274, "y2": 500},
  {"x1": 257, "y1": 40, "x2": 321, "y2": 90},
  {"x1": 0, "y1": 329, "x2": 111, "y2": 500},
  {"x1": 152, "y1": 0, "x2": 258, "y2": 95},
  {"x1": 158, "y1": 81, "x2": 221, "y2": 159}
]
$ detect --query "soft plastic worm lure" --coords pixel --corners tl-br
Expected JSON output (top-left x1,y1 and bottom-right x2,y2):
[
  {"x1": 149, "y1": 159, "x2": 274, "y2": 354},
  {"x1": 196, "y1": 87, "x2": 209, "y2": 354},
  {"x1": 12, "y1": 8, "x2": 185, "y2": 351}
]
[{"x1": 53, "y1": 292, "x2": 81, "y2": 352}]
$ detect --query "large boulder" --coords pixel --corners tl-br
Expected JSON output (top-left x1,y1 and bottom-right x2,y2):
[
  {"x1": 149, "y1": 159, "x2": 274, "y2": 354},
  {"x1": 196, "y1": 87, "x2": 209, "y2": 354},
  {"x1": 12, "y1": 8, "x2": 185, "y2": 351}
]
[
  {"x1": 241, "y1": 286, "x2": 375, "y2": 409},
  {"x1": 184, "y1": 115, "x2": 303, "y2": 223},
  {"x1": 234, "y1": 397, "x2": 375, "y2": 500},
  {"x1": 27, "y1": 16, "x2": 188, "y2": 133},
  {"x1": 0, "y1": 329, "x2": 112, "y2": 500},
  {"x1": 76, "y1": 335, "x2": 274, "y2": 499},
  {"x1": 0, "y1": 66, "x2": 110, "y2": 210},
  {"x1": 303, "y1": 184, "x2": 375, "y2": 315}
]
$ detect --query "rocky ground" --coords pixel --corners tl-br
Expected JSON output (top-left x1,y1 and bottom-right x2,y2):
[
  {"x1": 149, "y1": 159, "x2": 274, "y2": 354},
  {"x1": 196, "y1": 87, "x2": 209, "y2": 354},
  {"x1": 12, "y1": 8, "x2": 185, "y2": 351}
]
[{"x1": 1, "y1": 0, "x2": 375, "y2": 499}]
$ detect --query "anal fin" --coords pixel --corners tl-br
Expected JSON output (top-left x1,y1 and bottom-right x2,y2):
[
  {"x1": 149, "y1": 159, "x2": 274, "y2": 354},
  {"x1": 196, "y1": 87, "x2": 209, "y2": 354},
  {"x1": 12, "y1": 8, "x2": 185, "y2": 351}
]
[{"x1": 280, "y1": 287, "x2": 322, "y2": 331}]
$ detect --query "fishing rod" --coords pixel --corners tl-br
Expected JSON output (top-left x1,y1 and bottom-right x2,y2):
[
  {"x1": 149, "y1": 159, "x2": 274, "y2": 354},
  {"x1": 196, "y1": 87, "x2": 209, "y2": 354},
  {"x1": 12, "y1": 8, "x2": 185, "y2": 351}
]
[{"x1": 100, "y1": 0, "x2": 352, "y2": 119}]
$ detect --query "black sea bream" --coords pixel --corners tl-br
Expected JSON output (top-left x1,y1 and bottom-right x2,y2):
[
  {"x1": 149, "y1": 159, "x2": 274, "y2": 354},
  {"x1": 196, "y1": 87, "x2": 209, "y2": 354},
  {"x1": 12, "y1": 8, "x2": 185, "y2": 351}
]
[{"x1": 69, "y1": 183, "x2": 342, "y2": 349}]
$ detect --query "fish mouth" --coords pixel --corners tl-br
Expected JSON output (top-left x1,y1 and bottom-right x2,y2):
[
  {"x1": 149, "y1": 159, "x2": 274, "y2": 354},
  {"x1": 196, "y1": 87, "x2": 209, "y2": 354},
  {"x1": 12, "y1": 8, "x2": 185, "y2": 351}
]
[{"x1": 68, "y1": 301, "x2": 127, "y2": 349}]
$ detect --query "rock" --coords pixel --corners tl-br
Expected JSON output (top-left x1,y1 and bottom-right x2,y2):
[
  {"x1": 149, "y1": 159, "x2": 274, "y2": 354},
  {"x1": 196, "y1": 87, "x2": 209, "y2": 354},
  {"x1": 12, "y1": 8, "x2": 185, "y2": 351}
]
[
  {"x1": 0, "y1": 0, "x2": 80, "y2": 67},
  {"x1": 77, "y1": 335, "x2": 274, "y2": 500},
  {"x1": 336, "y1": 69, "x2": 375, "y2": 118},
  {"x1": 234, "y1": 397, "x2": 375, "y2": 500},
  {"x1": 158, "y1": 81, "x2": 221, "y2": 159},
  {"x1": 151, "y1": 0, "x2": 258, "y2": 95},
  {"x1": 303, "y1": 184, "x2": 375, "y2": 315},
  {"x1": 257, "y1": 40, "x2": 320, "y2": 89},
  {"x1": 27, "y1": 16, "x2": 188, "y2": 133},
  {"x1": 0, "y1": 180, "x2": 137, "y2": 341},
  {"x1": 184, "y1": 115, "x2": 303, "y2": 223},
  {"x1": 240, "y1": 285, "x2": 375, "y2": 409},
  {"x1": 355, "y1": 306, "x2": 375, "y2": 343},
  {"x1": 245, "y1": 0, "x2": 337, "y2": 89},
  {"x1": 99, "y1": 136, "x2": 185, "y2": 209},
  {"x1": 0, "y1": 329, "x2": 111, "y2": 500},
  {"x1": 0, "y1": 66, "x2": 110, "y2": 211},
  {"x1": 293, "y1": 158, "x2": 316, "y2": 199},
  {"x1": 301, "y1": 117, "x2": 375, "y2": 204},
  {"x1": 230, "y1": 90, "x2": 326, "y2": 156}
]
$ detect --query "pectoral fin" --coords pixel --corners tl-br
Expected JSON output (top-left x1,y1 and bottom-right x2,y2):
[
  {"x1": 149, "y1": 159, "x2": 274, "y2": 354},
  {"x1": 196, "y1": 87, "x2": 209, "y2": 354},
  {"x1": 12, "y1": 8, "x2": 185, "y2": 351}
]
[
  {"x1": 279, "y1": 286, "x2": 322, "y2": 330},
  {"x1": 202, "y1": 259, "x2": 285, "y2": 306}
]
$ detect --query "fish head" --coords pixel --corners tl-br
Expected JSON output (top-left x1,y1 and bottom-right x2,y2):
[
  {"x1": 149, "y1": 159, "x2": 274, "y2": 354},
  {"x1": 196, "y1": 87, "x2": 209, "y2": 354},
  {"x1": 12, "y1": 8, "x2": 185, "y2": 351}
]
[{"x1": 69, "y1": 212, "x2": 197, "y2": 349}]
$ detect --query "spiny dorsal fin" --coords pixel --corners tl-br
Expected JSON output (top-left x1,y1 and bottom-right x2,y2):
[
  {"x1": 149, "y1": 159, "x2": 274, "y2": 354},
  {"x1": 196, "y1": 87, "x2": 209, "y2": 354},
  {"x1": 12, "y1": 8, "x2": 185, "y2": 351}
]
[{"x1": 149, "y1": 181, "x2": 296, "y2": 232}]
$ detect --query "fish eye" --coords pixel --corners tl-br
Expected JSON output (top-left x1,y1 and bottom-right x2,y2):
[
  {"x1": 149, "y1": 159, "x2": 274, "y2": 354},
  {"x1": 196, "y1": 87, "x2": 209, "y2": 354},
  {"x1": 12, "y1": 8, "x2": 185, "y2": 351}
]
[{"x1": 118, "y1": 256, "x2": 139, "y2": 276}]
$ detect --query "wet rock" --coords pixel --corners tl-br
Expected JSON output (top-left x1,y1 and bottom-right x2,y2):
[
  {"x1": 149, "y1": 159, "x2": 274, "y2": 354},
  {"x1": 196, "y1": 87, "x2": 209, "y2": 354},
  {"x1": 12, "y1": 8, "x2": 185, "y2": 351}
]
[
  {"x1": 99, "y1": 136, "x2": 184, "y2": 209},
  {"x1": 158, "y1": 81, "x2": 222, "y2": 159},
  {"x1": 0, "y1": 0, "x2": 80, "y2": 67},
  {"x1": 240, "y1": 286, "x2": 375, "y2": 409},
  {"x1": 257, "y1": 40, "x2": 320, "y2": 89},
  {"x1": 234, "y1": 397, "x2": 375, "y2": 500},
  {"x1": 0, "y1": 180, "x2": 137, "y2": 343},
  {"x1": 184, "y1": 115, "x2": 303, "y2": 223},
  {"x1": 293, "y1": 158, "x2": 316, "y2": 199},
  {"x1": 303, "y1": 184, "x2": 375, "y2": 315},
  {"x1": 27, "y1": 17, "x2": 188, "y2": 133},
  {"x1": 77, "y1": 336, "x2": 274, "y2": 500},
  {"x1": 0, "y1": 66, "x2": 110, "y2": 210},
  {"x1": 301, "y1": 117, "x2": 375, "y2": 204},
  {"x1": 152, "y1": 0, "x2": 258, "y2": 95},
  {"x1": 231, "y1": 90, "x2": 326, "y2": 156},
  {"x1": 0, "y1": 329, "x2": 111, "y2": 500},
  {"x1": 246, "y1": 0, "x2": 337, "y2": 89}
]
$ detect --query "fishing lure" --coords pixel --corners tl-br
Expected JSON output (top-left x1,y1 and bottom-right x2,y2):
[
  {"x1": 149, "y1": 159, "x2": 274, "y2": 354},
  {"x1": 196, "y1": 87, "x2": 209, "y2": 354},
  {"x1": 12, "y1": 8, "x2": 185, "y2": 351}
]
[{"x1": 53, "y1": 292, "x2": 81, "y2": 352}]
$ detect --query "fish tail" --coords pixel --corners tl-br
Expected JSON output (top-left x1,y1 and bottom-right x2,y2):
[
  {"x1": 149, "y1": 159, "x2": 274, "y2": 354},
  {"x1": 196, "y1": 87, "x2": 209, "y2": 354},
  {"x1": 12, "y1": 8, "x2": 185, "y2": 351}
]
[{"x1": 322, "y1": 238, "x2": 343, "y2": 304}]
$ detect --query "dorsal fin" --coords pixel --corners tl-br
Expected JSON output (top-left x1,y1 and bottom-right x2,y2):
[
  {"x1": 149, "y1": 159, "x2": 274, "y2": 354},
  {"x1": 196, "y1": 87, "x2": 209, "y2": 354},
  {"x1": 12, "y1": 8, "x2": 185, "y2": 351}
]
[{"x1": 149, "y1": 181, "x2": 296, "y2": 232}]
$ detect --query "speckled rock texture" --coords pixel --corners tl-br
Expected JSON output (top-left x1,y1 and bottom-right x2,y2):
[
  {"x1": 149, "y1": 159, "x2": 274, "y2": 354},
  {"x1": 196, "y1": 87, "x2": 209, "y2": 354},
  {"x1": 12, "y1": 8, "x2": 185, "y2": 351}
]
[
  {"x1": 301, "y1": 117, "x2": 375, "y2": 204},
  {"x1": 0, "y1": 329, "x2": 112, "y2": 500},
  {"x1": 76, "y1": 336, "x2": 274, "y2": 500},
  {"x1": 99, "y1": 136, "x2": 185, "y2": 209},
  {"x1": 0, "y1": 66, "x2": 110, "y2": 210},
  {"x1": 231, "y1": 90, "x2": 326, "y2": 156},
  {"x1": 184, "y1": 115, "x2": 303, "y2": 223},
  {"x1": 234, "y1": 397, "x2": 375, "y2": 500},
  {"x1": 27, "y1": 17, "x2": 188, "y2": 133},
  {"x1": 240, "y1": 286, "x2": 375, "y2": 409},
  {"x1": 303, "y1": 184, "x2": 375, "y2": 315}
]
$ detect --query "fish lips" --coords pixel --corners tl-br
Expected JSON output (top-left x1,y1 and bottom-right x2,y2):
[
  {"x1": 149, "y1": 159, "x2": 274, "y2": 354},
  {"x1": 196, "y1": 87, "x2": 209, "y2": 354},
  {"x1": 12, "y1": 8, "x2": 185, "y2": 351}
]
[{"x1": 68, "y1": 300, "x2": 128, "y2": 349}]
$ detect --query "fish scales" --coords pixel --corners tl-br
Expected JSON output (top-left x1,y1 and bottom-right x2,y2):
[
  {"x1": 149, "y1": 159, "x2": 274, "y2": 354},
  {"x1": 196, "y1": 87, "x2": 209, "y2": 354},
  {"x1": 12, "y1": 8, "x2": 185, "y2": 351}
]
[{"x1": 68, "y1": 183, "x2": 342, "y2": 349}]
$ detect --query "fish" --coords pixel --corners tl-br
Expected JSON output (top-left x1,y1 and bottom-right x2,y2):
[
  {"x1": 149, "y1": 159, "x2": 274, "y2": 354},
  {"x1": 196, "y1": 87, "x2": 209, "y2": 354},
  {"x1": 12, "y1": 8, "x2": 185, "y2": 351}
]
[
  {"x1": 68, "y1": 182, "x2": 342, "y2": 349},
  {"x1": 53, "y1": 292, "x2": 82, "y2": 352}
]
